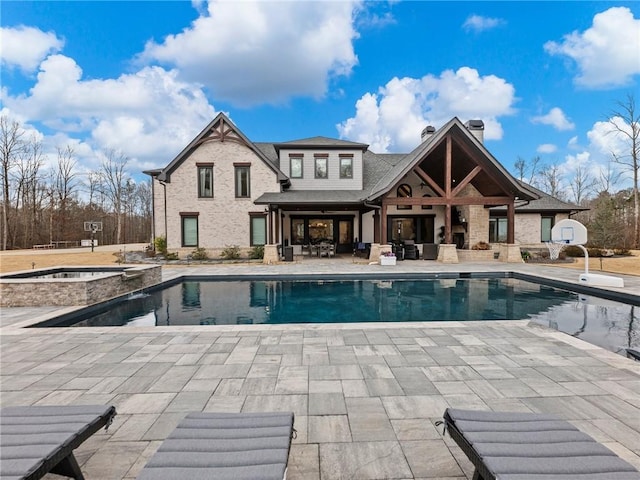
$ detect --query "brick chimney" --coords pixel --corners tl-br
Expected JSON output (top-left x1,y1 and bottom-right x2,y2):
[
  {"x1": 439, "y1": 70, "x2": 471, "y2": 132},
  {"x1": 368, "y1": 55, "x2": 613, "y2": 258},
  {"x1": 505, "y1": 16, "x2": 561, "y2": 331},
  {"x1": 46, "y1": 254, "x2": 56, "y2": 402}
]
[
  {"x1": 465, "y1": 120, "x2": 484, "y2": 143},
  {"x1": 421, "y1": 125, "x2": 436, "y2": 142}
]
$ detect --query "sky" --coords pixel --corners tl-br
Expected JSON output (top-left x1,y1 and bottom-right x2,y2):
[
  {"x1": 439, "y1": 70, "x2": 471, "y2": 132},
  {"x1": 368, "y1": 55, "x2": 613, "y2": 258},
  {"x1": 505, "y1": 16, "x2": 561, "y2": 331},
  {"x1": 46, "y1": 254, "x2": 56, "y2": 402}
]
[{"x1": 2, "y1": 1, "x2": 640, "y2": 196}]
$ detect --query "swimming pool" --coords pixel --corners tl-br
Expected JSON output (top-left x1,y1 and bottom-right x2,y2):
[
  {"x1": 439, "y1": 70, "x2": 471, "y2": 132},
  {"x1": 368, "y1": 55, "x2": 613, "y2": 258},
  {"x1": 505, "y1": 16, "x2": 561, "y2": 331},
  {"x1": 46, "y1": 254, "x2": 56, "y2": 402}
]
[{"x1": 33, "y1": 274, "x2": 639, "y2": 356}]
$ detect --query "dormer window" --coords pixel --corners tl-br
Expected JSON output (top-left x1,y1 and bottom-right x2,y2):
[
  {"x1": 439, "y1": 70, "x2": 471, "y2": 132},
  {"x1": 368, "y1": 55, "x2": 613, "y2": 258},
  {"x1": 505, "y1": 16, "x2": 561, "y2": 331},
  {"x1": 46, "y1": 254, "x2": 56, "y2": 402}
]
[
  {"x1": 315, "y1": 155, "x2": 328, "y2": 179},
  {"x1": 339, "y1": 155, "x2": 353, "y2": 179},
  {"x1": 290, "y1": 155, "x2": 303, "y2": 179}
]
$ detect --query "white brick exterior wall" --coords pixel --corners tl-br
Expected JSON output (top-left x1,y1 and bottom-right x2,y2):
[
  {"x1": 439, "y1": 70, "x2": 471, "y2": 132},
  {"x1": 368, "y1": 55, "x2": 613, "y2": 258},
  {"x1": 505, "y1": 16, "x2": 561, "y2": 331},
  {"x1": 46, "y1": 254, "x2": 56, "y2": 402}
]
[{"x1": 153, "y1": 140, "x2": 280, "y2": 255}]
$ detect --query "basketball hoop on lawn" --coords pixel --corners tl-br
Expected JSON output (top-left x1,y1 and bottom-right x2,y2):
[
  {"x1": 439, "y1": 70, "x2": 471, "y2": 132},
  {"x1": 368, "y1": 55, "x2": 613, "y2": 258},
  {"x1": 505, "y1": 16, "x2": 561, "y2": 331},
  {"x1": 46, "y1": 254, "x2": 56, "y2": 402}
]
[
  {"x1": 83, "y1": 221, "x2": 102, "y2": 252},
  {"x1": 545, "y1": 241, "x2": 566, "y2": 261}
]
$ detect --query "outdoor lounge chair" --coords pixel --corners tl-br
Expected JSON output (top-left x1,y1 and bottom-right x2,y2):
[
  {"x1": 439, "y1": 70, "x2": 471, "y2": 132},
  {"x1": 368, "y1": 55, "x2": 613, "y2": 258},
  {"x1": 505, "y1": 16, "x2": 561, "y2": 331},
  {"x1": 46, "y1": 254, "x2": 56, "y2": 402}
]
[
  {"x1": 443, "y1": 408, "x2": 640, "y2": 480},
  {"x1": 137, "y1": 411, "x2": 295, "y2": 480},
  {"x1": 0, "y1": 404, "x2": 117, "y2": 480}
]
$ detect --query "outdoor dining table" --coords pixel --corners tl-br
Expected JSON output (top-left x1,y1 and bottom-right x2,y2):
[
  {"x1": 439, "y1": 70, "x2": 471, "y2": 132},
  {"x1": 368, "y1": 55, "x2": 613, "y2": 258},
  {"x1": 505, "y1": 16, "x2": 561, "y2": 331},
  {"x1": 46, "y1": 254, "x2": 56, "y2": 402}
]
[{"x1": 309, "y1": 243, "x2": 333, "y2": 257}]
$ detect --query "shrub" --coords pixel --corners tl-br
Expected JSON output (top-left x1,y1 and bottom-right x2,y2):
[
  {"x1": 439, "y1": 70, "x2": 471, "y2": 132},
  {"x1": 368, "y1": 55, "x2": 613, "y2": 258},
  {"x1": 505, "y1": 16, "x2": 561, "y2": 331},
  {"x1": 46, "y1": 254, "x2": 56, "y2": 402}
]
[
  {"x1": 221, "y1": 244, "x2": 241, "y2": 260},
  {"x1": 165, "y1": 252, "x2": 179, "y2": 260},
  {"x1": 563, "y1": 245, "x2": 583, "y2": 257},
  {"x1": 587, "y1": 247, "x2": 604, "y2": 258},
  {"x1": 613, "y1": 248, "x2": 631, "y2": 256},
  {"x1": 471, "y1": 241, "x2": 491, "y2": 250},
  {"x1": 249, "y1": 245, "x2": 264, "y2": 259},
  {"x1": 521, "y1": 250, "x2": 531, "y2": 261},
  {"x1": 154, "y1": 236, "x2": 168, "y2": 256},
  {"x1": 191, "y1": 247, "x2": 209, "y2": 260}
]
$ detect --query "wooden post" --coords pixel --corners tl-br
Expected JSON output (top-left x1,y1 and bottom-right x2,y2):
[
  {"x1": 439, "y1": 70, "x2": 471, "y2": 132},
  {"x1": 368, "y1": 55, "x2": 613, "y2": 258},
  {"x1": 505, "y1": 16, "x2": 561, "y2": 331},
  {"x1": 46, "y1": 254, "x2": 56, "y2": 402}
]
[
  {"x1": 445, "y1": 205, "x2": 452, "y2": 244},
  {"x1": 445, "y1": 135, "x2": 453, "y2": 244},
  {"x1": 507, "y1": 200, "x2": 515, "y2": 244},
  {"x1": 380, "y1": 204, "x2": 386, "y2": 244}
]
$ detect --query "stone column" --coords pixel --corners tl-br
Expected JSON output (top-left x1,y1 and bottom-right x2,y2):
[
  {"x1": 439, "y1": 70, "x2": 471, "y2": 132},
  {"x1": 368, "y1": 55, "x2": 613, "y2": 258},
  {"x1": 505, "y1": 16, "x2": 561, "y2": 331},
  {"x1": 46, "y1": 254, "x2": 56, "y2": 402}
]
[
  {"x1": 263, "y1": 244, "x2": 280, "y2": 264},
  {"x1": 437, "y1": 243, "x2": 459, "y2": 263},
  {"x1": 369, "y1": 243, "x2": 392, "y2": 263},
  {"x1": 499, "y1": 244, "x2": 523, "y2": 263}
]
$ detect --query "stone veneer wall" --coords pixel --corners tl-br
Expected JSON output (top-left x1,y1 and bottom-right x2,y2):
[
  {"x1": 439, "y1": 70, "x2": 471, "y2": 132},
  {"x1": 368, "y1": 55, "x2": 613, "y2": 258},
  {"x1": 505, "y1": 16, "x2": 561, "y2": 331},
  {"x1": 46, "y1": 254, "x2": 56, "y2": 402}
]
[
  {"x1": 457, "y1": 184, "x2": 489, "y2": 248},
  {"x1": 0, "y1": 265, "x2": 162, "y2": 307},
  {"x1": 457, "y1": 250, "x2": 495, "y2": 261}
]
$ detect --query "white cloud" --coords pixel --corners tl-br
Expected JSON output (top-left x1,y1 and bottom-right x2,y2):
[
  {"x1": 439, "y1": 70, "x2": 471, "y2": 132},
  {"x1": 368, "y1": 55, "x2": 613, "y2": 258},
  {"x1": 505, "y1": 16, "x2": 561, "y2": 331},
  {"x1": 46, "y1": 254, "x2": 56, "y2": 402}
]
[
  {"x1": 531, "y1": 107, "x2": 575, "y2": 131},
  {"x1": 537, "y1": 144, "x2": 557, "y2": 154},
  {"x1": 567, "y1": 136, "x2": 580, "y2": 150},
  {"x1": 337, "y1": 67, "x2": 516, "y2": 152},
  {"x1": 544, "y1": 7, "x2": 640, "y2": 88},
  {"x1": 3, "y1": 54, "x2": 216, "y2": 172},
  {"x1": 587, "y1": 117, "x2": 634, "y2": 159},
  {"x1": 0, "y1": 26, "x2": 64, "y2": 73},
  {"x1": 462, "y1": 15, "x2": 505, "y2": 33},
  {"x1": 141, "y1": 0, "x2": 359, "y2": 106}
]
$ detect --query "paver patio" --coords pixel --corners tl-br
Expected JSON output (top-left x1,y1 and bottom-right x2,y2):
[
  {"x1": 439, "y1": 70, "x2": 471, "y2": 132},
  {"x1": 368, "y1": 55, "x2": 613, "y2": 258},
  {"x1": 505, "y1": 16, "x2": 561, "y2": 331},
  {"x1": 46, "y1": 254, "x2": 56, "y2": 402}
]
[{"x1": 1, "y1": 261, "x2": 639, "y2": 479}]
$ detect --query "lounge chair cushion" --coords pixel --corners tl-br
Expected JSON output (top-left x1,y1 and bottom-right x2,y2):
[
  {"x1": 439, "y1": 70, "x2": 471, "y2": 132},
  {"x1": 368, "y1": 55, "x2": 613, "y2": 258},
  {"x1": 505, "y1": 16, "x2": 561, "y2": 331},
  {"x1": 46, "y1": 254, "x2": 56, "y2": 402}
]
[
  {"x1": 137, "y1": 411, "x2": 295, "y2": 480},
  {"x1": 444, "y1": 408, "x2": 640, "y2": 480},
  {"x1": 0, "y1": 404, "x2": 117, "y2": 480}
]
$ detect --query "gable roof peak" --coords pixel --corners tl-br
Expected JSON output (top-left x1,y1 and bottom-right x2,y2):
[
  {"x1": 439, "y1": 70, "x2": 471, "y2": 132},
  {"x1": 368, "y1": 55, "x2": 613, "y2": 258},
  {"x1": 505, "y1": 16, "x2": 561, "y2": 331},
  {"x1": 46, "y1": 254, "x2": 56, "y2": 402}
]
[{"x1": 154, "y1": 112, "x2": 287, "y2": 183}]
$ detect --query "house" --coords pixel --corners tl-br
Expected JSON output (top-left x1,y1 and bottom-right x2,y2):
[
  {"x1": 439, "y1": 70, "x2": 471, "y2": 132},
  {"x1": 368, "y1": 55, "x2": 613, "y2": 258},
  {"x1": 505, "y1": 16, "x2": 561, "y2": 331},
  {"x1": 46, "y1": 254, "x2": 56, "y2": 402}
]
[{"x1": 145, "y1": 113, "x2": 586, "y2": 262}]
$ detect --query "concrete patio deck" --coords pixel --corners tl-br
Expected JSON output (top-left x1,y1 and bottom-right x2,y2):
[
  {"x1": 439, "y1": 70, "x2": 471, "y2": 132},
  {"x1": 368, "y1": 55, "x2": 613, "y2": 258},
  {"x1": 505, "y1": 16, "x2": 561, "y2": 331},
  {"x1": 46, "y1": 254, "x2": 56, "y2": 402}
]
[{"x1": 1, "y1": 260, "x2": 639, "y2": 479}]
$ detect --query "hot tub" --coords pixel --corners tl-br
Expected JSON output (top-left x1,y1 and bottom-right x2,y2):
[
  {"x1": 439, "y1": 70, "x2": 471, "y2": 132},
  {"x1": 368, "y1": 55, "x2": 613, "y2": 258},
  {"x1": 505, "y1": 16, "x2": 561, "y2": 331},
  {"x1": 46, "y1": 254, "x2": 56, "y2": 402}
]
[{"x1": 0, "y1": 265, "x2": 162, "y2": 307}]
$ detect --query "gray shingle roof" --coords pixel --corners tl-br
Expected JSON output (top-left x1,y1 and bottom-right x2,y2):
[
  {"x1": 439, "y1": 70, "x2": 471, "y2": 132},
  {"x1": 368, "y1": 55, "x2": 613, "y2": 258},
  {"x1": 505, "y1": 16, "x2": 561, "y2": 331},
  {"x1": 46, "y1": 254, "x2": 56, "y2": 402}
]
[
  {"x1": 492, "y1": 182, "x2": 588, "y2": 212},
  {"x1": 363, "y1": 152, "x2": 406, "y2": 194},
  {"x1": 255, "y1": 190, "x2": 365, "y2": 204},
  {"x1": 275, "y1": 136, "x2": 369, "y2": 150}
]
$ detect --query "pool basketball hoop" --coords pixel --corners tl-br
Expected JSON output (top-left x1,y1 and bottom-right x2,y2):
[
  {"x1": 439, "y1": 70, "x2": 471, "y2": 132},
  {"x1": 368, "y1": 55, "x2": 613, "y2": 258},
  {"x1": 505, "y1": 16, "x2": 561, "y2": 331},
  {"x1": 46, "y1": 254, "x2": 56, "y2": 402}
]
[
  {"x1": 545, "y1": 241, "x2": 566, "y2": 261},
  {"x1": 546, "y1": 219, "x2": 587, "y2": 261},
  {"x1": 550, "y1": 219, "x2": 624, "y2": 287}
]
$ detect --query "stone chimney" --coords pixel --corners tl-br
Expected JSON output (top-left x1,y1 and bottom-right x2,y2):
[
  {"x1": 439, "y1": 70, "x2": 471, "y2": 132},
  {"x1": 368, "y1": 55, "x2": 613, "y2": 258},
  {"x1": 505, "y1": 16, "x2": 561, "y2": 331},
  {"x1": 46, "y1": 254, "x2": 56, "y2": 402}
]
[
  {"x1": 465, "y1": 120, "x2": 484, "y2": 143},
  {"x1": 421, "y1": 125, "x2": 436, "y2": 142}
]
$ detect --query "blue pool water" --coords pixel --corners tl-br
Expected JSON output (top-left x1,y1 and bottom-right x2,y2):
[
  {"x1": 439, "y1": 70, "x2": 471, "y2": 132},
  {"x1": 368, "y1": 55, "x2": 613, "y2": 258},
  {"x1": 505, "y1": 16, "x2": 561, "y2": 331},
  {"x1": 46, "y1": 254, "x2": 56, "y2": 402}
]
[{"x1": 44, "y1": 277, "x2": 638, "y2": 356}]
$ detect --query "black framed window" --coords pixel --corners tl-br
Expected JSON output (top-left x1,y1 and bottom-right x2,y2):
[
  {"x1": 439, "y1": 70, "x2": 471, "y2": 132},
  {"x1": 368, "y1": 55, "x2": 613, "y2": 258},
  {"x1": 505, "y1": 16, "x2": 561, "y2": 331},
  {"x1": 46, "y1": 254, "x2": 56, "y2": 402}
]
[
  {"x1": 250, "y1": 215, "x2": 266, "y2": 246},
  {"x1": 235, "y1": 166, "x2": 250, "y2": 198},
  {"x1": 181, "y1": 215, "x2": 198, "y2": 247},
  {"x1": 489, "y1": 217, "x2": 507, "y2": 243},
  {"x1": 290, "y1": 156, "x2": 303, "y2": 178},
  {"x1": 315, "y1": 157, "x2": 328, "y2": 179},
  {"x1": 541, "y1": 216, "x2": 554, "y2": 242},
  {"x1": 339, "y1": 157, "x2": 353, "y2": 178},
  {"x1": 198, "y1": 165, "x2": 213, "y2": 198}
]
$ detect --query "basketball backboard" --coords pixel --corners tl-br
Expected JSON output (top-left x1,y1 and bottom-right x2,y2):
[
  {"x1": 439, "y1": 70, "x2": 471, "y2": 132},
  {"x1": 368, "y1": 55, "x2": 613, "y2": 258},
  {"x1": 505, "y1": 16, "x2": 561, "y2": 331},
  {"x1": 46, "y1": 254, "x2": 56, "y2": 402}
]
[
  {"x1": 84, "y1": 221, "x2": 103, "y2": 233},
  {"x1": 551, "y1": 219, "x2": 587, "y2": 245}
]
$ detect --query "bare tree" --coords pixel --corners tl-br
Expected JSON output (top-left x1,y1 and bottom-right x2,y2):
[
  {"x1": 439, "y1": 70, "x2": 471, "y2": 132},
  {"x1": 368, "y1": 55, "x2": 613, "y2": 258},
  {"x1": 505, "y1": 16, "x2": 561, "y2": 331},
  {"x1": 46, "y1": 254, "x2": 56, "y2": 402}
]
[
  {"x1": 0, "y1": 116, "x2": 25, "y2": 250},
  {"x1": 16, "y1": 134, "x2": 45, "y2": 247},
  {"x1": 53, "y1": 145, "x2": 78, "y2": 241},
  {"x1": 98, "y1": 149, "x2": 129, "y2": 244},
  {"x1": 568, "y1": 163, "x2": 595, "y2": 205},
  {"x1": 607, "y1": 93, "x2": 640, "y2": 247},
  {"x1": 538, "y1": 162, "x2": 566, "y2": 200},
  {"x1": 595, "y1": 160, "x2": 623, "y2": 194},
  {"x1": 513, "y1": 155, "x2": 542, "y2": 185}
]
